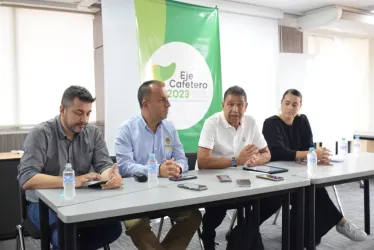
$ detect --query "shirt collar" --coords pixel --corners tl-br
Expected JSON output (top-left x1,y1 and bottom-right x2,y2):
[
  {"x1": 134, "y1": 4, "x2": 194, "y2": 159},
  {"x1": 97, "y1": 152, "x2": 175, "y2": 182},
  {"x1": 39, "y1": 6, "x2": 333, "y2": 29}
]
[
  {"x1": 138, "y1": 114, "x2": 163, "y2": 131},
  {"x1": 220, "y1": 111, "x2": 244, "y2": 129},
  {"x1": 56, "y1": 115, "x2": 68, "y2": 140}
]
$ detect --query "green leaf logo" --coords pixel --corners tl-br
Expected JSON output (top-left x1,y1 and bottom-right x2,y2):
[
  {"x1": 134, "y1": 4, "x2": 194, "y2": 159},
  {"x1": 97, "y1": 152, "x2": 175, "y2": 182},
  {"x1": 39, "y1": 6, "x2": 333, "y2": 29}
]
[{"x1": 152, "y1": 62, "x2": 176, "y2": 81}]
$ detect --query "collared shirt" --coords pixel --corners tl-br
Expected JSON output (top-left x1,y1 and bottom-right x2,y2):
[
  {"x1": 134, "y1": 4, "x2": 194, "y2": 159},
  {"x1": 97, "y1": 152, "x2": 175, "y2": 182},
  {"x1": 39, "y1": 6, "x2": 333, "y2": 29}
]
[
  {"x1": 18, "y1": 115, "x2": 113, "y2": 203},
  {"x1": 115, "y1": 115, "x2": 188, "y2": 177},
  {"x1": 198, "y1": 111, "x2": 267, "y2": 157}
]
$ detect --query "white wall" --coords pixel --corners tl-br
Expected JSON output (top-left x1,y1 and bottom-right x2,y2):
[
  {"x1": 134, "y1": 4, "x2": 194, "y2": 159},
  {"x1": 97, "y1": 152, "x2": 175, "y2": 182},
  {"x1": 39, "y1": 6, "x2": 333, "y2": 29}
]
[
  {"x1": 369, "y1": 39, "x2": 374, "y2": 134},
  {"x1": 219, "y1": 12, "x2": 279, "y2": 127},
  {"x1": 101, "y1": 0, "x2": 281, "y2": 155},
  {"x1": 101, "y1": 0, "x2": 140, "y2": 155},
  {"x1": 277, "y1": 53, "x2": 313, "y2": 111}
]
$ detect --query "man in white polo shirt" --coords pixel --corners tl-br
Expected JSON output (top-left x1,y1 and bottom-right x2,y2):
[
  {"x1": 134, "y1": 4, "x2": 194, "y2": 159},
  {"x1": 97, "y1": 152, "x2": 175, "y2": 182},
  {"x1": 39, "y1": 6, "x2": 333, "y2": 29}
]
[{"x1": 197, "y1": 86, "x2": 280, "y2": 249}]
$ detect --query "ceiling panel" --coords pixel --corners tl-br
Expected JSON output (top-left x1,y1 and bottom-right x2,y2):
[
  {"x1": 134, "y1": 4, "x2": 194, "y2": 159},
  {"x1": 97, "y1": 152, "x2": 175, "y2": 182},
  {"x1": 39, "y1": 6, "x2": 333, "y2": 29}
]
[
  {"x1": 1, "y1": 0, "x2": 100, "y2": 12},
  {"x1": 40, "y1": 0, "x2": 80, "y2": 3},
  {"x1": 227, "y1": 0, "x2": 374, "y2": 14}
]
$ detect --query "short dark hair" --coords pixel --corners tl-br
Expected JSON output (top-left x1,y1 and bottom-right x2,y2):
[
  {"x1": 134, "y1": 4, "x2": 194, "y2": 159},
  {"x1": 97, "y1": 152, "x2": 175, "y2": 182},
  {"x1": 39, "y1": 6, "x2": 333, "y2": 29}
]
[
  {"x1": 282, "y1": 89, "x2": 303, "y2": 103},
  {"x1": 137, "y1": 80, "x2": 165, "y2": 108},
  {"x1": 223, "y1": 85, "x2": 247, "y2": 102},
  {"x1": 61, "y1": 85, "x2": 96, "y2": 107}
]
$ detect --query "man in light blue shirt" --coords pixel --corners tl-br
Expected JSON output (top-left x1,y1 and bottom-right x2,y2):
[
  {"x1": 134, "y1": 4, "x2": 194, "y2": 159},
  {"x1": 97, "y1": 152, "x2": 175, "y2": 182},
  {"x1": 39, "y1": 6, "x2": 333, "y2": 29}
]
[
  {"x1": 115, "y1": 114, "x2": 188, "y2": 177},
  {"x1": 115, "y1": 80, "x2": 201, "y2": 250}
]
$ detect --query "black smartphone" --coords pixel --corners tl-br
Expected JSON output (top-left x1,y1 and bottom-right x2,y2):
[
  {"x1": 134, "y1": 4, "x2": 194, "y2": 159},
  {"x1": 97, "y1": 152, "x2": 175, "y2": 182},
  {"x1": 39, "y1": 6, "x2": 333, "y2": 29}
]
[
  {"x1": 236, "y1": 179, "x2": 251, "y2": 187},
  {"x1": 87, "y1": 180, "x2": 107, "y2": 189},
  {"x1": 177, "y1": 183, "x2": 207, "y2": 191},
  {"x1": 243, "y1": 165, "x2": 288, "y2": 174},
  {"x1": 169, "y1": 175, "x2": 197, "y2": 181},
  {"x1": 217, "y1": 175, "x2": 232, "y2": 182}
]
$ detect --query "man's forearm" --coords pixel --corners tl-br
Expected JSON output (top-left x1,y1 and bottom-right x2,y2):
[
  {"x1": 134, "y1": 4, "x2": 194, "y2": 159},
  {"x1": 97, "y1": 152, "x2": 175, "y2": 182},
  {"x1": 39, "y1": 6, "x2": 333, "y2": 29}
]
[
  {"x1": 198, "y1": 156, "x2": 232, "y2": 169},
  {"x1": 118, "y1": 162, "x2": 147, "y2": 177},
  {"x1": 296, "y1": 151, "x2": 308, "y2": 160},
  {"x1": 22, "y1": 174, "x2": 63, "y2": 190}
]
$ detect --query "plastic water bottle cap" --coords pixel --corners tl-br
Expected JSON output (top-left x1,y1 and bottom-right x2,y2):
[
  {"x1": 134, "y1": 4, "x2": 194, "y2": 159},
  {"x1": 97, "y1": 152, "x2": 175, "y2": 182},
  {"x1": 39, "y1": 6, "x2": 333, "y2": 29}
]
[
  {"x1": 342, "y1": 138, "x2": 346, "y2": 141},
  {"x1": 309, "y1": 147, "x2": 315, "y2": 152},
  {"x1": 149, "y1": 153, "x2": 155, "y2": 159},
  {"x1": 60, "y1": 193, "x2": 64, "y2": 199},
  {"x1": 354, "y1": 135, "x2": 360, "y2": 139}
]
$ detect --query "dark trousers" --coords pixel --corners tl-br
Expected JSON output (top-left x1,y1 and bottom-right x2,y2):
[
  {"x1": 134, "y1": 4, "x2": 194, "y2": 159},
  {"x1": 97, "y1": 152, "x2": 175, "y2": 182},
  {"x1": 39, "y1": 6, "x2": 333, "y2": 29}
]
[
  {"x1": 290, "y1": 187, "x2": 343, "y2": 248},
  {"x1": 28, "y1": 202, "x2": 123, "y2": 250},
  {"x1": 201, "y1": 196, "x2": 281, "y2": 249},
  {"x1": 202, "y1": 187, "x2": 343, "y2": 250}
]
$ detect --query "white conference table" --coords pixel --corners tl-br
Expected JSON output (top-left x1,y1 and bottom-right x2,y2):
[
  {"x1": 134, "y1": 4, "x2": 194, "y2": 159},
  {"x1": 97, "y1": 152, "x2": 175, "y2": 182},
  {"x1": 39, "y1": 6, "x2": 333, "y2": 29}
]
[
  {"x1": 269, "y1": 152, "x2": 374, "y2": 250},
  {"x1": 36, "y1": 168, "x2": 310, "y2": 250},
  {"x1": 35, "y1": 178, "x2": 156, "y2": 211}
]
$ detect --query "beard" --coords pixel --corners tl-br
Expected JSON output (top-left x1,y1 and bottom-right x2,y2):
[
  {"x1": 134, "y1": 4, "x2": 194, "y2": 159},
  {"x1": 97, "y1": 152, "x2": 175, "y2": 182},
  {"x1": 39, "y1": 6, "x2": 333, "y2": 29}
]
[
  {"x1": 63, "y1": 116, "x2": 86, "y2": 134},
  {"x1": 71, "y1": 124, "x2": 86, "y2": 133}
]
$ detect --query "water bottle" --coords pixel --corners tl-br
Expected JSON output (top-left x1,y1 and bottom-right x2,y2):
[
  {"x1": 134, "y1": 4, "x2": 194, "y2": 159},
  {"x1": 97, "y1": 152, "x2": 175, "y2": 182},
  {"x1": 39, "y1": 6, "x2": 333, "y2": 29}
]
[
  {"x1": 63, "y1": 163, "x2": 76, "y2": 200},
  {"x1": 307, "y1": 147, "x2": 317, "y2": 177},
  {"x1": 339, "y1": 138, "x2": 348, "y2": 157},
  {"x1": 147, "y1": 154, "x2": 159, "y2": 188},
  {"x1": 353, "y1": 136, "x2": 361, "y2": 154}
]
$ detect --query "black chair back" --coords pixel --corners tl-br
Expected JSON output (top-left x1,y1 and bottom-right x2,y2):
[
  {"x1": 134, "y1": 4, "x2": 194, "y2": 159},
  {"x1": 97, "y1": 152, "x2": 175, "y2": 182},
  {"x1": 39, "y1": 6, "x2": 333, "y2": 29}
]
[
  {"x1": 185, "y1": 153, "x2": 197, "y2": 171},
  {"x1": 17, "y1": 184, "x2": 41, "y2": 239},
  {"x1": 19, "y1": 186, "x2": 28, "y2": 221}
]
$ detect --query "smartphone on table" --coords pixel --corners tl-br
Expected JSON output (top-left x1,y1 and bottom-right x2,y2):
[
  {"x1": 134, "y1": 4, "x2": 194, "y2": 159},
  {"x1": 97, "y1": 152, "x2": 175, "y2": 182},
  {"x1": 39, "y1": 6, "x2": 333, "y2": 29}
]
[
  {"x1": 87, "y1": 180, "x2": 107, "y2": 189},
  {"x1": 177, "y1": 183, "x2": 207, "y2": 191},
  {"x1": 236, "y1": 179, "x2": 251, "y2": 187},
  {"x1": 256, "y1": 174, "x2": 284, "y2": 181},
  {"x1": 169, "y1": 175, "x2": 197, "y2": 181},
  {"x1": 217, "y1": 175, "x2": 232, "y2": 182}
]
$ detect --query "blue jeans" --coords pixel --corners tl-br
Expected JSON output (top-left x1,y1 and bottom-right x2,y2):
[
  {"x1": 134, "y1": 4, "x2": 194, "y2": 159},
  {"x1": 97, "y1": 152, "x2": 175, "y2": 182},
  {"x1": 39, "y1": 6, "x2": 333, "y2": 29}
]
[{"x1": 28, "y1": 202, "x2": 122, "y2": 250}]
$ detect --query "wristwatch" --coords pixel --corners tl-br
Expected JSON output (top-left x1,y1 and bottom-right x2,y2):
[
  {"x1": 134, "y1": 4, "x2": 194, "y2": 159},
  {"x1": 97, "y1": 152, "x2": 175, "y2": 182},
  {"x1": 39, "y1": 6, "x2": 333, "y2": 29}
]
[{"x1": 231, "y1": 157, "x2": 237, "y2": 168}]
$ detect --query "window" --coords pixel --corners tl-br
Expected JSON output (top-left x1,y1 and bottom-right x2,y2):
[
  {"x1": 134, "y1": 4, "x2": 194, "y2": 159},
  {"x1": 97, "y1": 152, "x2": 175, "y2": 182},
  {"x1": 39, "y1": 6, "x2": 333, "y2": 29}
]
[
  {"x1": 0, "y1": 7, "x2": 15, "y2": 127},
  {"x1": 303, "y1": 35, "x2": 370, "y2": 143},
  {"x1": 277, "y1": 34, "x2": 370, "y2": 148},
  {"x1": 0, "y1": 7, "x2": 95, "y2": 127}
]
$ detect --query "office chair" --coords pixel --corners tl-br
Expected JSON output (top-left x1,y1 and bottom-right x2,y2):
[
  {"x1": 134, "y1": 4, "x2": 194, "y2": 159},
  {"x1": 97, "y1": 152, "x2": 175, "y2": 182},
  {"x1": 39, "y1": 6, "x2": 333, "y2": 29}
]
[
  {"x1": 15, "y1": 181, "x2": 111, "y2": 250},
  {"x1": 15, "y1": 187, "x2": 41, "y2": 250},
  {"x1": 110, "y1": 156, "x2": 117, "y2": 164},
  {"x1": 156, "y1": 152, "x2": 204, "y2": 249},
  {"x1": 225, "y1": 209, "x2": 238, "y2": 240}
]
